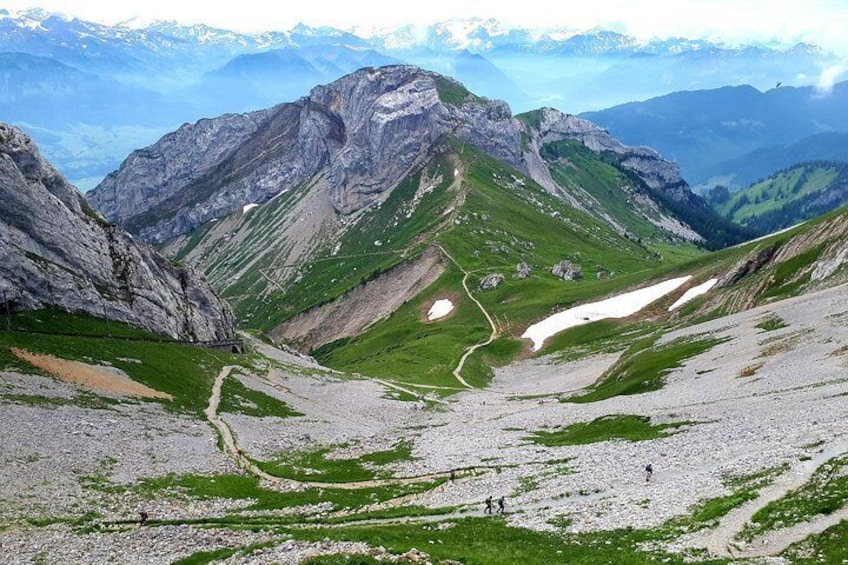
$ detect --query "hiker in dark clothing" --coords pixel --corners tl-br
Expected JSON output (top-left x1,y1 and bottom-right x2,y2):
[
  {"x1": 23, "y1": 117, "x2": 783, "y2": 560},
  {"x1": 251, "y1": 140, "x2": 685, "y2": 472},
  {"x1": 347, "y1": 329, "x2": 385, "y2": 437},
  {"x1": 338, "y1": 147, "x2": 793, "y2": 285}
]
[
  {"x1": 139, "y1": 511, "x2": 149, "y2": 526},
  {"x1": 497, "y1": 496, "x2": 505, "y2": 514},
  {"x1": 645, "y1": 463, "x2": 653, "y2": 483},
  {"x1": 484, "y1": 496, "x2": 493, "y2": 514}
]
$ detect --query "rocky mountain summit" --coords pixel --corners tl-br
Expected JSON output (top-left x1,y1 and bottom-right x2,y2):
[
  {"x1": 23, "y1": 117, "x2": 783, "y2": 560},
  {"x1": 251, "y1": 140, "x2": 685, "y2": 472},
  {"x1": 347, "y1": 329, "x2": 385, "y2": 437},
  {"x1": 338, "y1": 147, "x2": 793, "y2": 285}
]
[
  {"x1": 88, "y1": 65, "x2": 730, "y2": 248},
  {"x1": 0, "y1": 123, "x2": 235, "y2": 340}
]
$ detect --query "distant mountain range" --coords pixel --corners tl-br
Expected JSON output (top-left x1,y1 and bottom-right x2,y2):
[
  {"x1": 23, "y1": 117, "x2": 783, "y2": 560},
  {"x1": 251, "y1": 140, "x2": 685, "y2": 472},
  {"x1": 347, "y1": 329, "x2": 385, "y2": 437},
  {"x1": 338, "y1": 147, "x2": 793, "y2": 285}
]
[
  {"x1": 0, "y1": 8, "x2": 840, "y2": 189},
  {"x1": 700, "y1": 133, "x2": 848, "y2": 190},
  {"x1": 582, "y1": 82, "x2": 848, "y2": 188}
]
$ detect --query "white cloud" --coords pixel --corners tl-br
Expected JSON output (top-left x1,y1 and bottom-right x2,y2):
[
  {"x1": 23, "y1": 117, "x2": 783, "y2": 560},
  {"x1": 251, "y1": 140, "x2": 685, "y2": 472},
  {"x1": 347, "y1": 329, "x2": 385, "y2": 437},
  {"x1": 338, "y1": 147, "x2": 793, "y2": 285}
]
[{"x1": 816, "y1": 64, "x2": 848, "y2": 95}]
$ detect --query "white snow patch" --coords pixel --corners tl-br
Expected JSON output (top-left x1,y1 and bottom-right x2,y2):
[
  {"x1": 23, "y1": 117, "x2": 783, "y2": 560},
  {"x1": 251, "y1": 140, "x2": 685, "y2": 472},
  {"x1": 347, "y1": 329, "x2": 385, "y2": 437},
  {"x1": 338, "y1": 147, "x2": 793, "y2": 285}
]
[
  {"x1": 522, "y1": 276, "x2": 692, "y2": 351},
  {"x1": 269, "y1": 187, "x2": 291, "y2": 202},
  {"x1": 668, "y1": 279, "x2": 718, "y2": 311},
  {"x1": 242, "y1": 203, "x2": 259, "y2": 214},
  {"x1": 427, "y1": 299, "x2": 454, "y2": 321},
  {"x1": 454, "y1": 168, "x2": 459, "y2": 177}
]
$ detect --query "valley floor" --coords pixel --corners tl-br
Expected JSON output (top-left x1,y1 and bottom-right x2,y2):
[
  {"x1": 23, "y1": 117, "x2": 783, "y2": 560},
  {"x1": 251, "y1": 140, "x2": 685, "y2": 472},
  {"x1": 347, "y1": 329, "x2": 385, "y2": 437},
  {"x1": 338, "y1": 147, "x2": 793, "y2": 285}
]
[{"x1": 1, "y1": 285, "x2": 848, "y2": 564}]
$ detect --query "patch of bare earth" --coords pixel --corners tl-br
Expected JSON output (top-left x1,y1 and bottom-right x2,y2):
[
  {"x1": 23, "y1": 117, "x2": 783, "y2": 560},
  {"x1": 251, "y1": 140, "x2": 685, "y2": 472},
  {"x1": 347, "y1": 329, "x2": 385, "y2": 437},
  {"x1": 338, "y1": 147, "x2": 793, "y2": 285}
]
[
  {"x1": 271, "y1": 247, "x2": 446, "y2": 350},
  {"x1": 11, "y1": 348, "x2": 172, "y2": 399}
]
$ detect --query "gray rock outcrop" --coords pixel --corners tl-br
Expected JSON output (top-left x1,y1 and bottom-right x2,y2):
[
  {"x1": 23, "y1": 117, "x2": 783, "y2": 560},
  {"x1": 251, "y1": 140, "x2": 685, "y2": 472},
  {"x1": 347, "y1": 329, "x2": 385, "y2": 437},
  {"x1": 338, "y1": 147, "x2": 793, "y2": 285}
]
[
  {"x1": 478, "y1": 273, "x2": 505, "y2": 290},
  {"x1": 0, "y1": 123, "x2": 235, "y2": 340},
  {"x1": 715, "y1": 244, "x2": 779, "y2": 289},
  {"x1": 525, "y1": 107, "x2": 687, "y2": 193},
  {"x1": 552, "y1": 260, "x2": 583, "y2": 281},
  {"x1": 515, "y1": 262, "x2": 531, "y2": 279}
]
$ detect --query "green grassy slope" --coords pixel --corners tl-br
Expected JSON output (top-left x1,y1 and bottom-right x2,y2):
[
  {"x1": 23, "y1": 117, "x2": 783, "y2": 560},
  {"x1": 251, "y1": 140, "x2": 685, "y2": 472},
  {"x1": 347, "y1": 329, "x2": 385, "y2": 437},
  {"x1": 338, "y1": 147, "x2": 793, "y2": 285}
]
[
  {"x1": 709, "y1": 162, "x2": 848, "y2": 234},
  {"x1": 215, "y1": 154, "x2": 458, "y2": 330},
  {"x1": 313, "y1": 145, "x2": 704, "y2": 385},
  {"x1": 0, "y1": 311, "x2": 240, "y2": 416},
  {"x1": 542, "y1": 139, "x2": 683, "y2": 241}
]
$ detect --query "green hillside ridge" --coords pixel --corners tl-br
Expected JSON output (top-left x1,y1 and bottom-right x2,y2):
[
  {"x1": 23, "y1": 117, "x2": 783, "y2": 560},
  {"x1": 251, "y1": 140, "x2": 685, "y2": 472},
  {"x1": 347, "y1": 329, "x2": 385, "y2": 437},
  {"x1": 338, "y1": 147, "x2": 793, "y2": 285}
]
[
  {"x1": 535, "y1": 134, "x2": 753, "y2": 250},
  {"x1": 163, "y1": 143, "x2": 848, "y2": 390},
  {"x1": 708, "y1": 162, "x2": 848, "y2": 234},
  {"x1": 165, "y1": 136, "x2": 711, "y2": 386},
  {"x1": 311, "y1": 151, "x2": 848, "y2": 388},
  {"x1": 311, "y1": 145, "x2": 700, "y2": 386}
]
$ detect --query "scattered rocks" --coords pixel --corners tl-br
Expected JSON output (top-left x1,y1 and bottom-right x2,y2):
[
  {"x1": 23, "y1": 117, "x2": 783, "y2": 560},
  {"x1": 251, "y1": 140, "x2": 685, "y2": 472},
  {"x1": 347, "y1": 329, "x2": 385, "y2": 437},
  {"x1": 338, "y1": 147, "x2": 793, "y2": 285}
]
[{"x1": 3, "y1": 286, "x2": 848, "y2": 563}]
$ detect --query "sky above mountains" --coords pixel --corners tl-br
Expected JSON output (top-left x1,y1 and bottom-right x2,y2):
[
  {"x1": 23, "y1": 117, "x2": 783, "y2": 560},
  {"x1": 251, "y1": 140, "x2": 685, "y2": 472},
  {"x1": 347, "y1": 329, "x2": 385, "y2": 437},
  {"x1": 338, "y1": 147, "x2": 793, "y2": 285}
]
[{"x1": 5, "y1": 0, "x2": 848, "y2": 55}]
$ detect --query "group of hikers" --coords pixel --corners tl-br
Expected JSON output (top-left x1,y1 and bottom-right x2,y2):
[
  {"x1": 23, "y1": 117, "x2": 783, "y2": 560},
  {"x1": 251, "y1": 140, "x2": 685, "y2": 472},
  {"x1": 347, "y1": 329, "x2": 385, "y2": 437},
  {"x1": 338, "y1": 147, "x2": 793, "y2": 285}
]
[
  {"x1": 139, "y1": 464, "x2": 655, "y2": 526},
  {"x1": 484, "y1": 495, "x2": 506, "y2": 515},
  {"x1": 481, "y1": 464, "x2": 653, "y2": 515}
]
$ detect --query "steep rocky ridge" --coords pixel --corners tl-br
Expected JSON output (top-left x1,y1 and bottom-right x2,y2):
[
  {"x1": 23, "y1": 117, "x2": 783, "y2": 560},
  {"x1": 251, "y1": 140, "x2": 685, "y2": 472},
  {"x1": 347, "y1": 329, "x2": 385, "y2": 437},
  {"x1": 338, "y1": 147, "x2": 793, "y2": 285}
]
[
  {"x1": 0, "y1": 123, "x2": 235, "y2": 340},
  {"x1": 88, "y1": 65, "x2": 728, "y2": 249},
  {"x1": 519, "y1": 107, "x2": 751, "y2": 247}
]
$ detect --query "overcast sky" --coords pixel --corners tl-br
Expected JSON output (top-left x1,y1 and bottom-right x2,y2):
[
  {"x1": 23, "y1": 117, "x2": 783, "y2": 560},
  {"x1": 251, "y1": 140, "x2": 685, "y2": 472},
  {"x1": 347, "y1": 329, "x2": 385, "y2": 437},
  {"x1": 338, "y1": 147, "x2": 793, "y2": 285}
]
[{"x1": 5, "y1": 0, "x2": 848, "y2": 52}]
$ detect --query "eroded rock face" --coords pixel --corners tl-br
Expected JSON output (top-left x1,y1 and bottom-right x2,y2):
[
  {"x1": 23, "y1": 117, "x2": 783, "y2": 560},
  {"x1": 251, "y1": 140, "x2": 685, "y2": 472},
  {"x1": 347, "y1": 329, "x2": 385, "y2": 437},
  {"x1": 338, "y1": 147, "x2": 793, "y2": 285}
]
[
  {"x1": 0, "y1": 123, "x2": 235, "y2": 341},
  {"x1": 716, "y1": 244, "x2": 779, "y2": 289},
  {"x1": 89, "y1": 66, "x2": 520, "y2": 243}
]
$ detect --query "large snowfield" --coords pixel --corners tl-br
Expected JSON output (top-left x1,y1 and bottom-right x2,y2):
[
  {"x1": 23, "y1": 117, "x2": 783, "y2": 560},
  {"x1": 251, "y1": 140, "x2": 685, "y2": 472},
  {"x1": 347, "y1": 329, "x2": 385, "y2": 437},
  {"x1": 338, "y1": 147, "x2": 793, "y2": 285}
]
[{"x1": 522, "y1": 276, "x2": 692, "y2": 351}]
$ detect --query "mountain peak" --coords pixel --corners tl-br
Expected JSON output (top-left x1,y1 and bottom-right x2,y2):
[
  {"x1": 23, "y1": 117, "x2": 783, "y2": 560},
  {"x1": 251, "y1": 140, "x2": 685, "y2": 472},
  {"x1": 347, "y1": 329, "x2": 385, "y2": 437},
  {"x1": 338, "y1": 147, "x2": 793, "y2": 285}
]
[{"x1": 87, "y1": 64, "x2": 736, "y2": 254}]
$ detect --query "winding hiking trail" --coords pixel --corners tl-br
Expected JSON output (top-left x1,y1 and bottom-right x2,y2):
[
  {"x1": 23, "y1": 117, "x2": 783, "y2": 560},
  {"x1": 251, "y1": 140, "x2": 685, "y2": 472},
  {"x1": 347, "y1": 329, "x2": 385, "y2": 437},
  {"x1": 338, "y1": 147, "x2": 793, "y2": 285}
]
[
  {"x1": 436, "y1": 245, "x2": 499, "y2": 389},
  {"x1": 205, "y1": 366, "x2": 300, "y2": 488},
  {"x1": 685, "y1": 439, "x2": 848, "y2": 558},
  {"x1": 205, "y1": 366, "x2": 485, "y2": 490}
]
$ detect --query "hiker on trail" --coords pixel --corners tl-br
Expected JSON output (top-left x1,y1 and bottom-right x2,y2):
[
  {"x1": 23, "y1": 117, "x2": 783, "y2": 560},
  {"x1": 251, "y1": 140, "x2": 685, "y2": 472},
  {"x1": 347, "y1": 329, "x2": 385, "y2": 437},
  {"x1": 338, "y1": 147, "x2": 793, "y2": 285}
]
[
  {"x1": 497, "y1": 496, "x2": 505, "y2": 514},
  {"x1": 450, "y1": 470, "x2": 456, "y2": 482},
  {"x1": 484, "y1": 496, "x2": 493, "y2": 514},
  {"x1": 645, "y1": 463, "x2": 653, "y2": 483},
  {"x1": 139, "y1": 511, "x2": 148, "y2": 526}
]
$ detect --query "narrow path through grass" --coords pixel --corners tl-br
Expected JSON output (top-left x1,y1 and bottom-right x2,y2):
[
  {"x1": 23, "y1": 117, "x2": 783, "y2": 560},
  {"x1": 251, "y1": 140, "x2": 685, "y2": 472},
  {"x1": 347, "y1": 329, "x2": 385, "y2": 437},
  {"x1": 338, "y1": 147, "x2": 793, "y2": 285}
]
[{"x1": 436, "y1": 244, "x2": 499, "y2": 389}]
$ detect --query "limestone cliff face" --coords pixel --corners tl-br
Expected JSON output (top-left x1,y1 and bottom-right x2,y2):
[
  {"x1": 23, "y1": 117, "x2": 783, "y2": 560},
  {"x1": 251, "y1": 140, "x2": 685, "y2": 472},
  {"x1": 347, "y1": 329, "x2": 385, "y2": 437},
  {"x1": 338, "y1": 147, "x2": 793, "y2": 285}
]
[
  {"x1": 89, "y1": 66, "x2": 522, "y2": 243},
  {"x1": 0, "y1": 123, "x2": 235, "y2": 340},
  {"x1": 88, "y1": 66, "x2": 711, "y2": 246}
]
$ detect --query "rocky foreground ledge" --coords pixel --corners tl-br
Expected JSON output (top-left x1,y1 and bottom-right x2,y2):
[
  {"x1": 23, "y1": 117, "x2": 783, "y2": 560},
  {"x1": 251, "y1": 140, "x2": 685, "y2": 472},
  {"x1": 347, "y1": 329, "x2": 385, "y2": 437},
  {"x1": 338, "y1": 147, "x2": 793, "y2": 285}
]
[{"x1": 0, "y1": 123, "x2": 234, "y2": 341}]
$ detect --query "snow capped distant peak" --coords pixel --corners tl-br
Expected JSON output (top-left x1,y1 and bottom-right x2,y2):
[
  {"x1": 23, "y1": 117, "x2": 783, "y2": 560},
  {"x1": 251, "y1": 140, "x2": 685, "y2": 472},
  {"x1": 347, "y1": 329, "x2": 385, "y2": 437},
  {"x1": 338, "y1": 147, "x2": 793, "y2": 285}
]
[
  {"x1": 16, "y1": 7, "x2": 52, "y2": 22},
  {"x1": 291, "y1": 22, "x2": 349, "y2": 37},
  {"x1": 369, "y1": 18, "x2": 535, "y2": 52},
  {"x1": 116, "y1": 16, "x2": 163, "y2": 30},
  {"x1": 1, "y1": 7, "x2": 57, "y2": 30}
]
